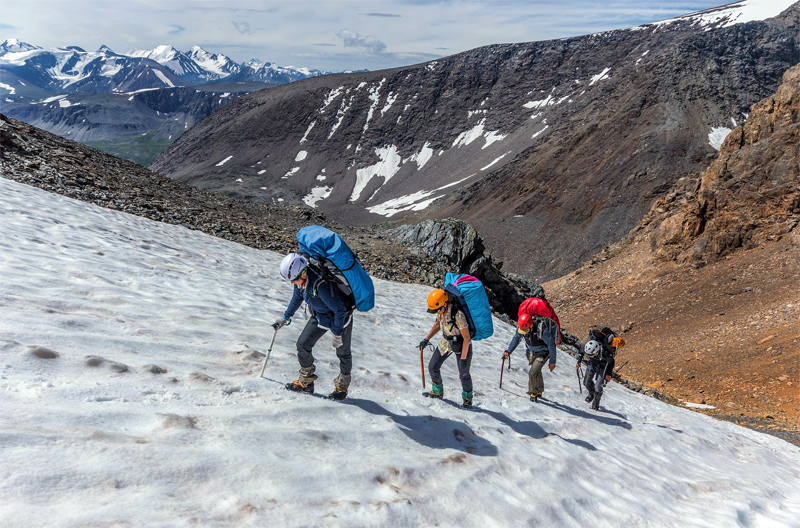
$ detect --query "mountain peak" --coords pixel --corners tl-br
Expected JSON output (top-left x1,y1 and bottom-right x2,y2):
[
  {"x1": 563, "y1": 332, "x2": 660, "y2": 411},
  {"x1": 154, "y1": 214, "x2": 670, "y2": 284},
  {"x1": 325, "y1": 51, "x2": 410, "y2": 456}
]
[{"x1": 0, "y1": 39, "x2": 40, "y2": 54}]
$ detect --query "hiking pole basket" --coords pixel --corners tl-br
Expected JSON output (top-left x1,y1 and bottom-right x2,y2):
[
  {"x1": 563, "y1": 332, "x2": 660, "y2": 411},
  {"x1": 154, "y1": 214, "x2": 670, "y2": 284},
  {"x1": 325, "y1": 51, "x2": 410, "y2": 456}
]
[
  {"x1": 259, "y1": 325, "x2": 279, "y2": 378},
  {"x1": 419, "y1": 346, "x2": 426, "y2": 388}
]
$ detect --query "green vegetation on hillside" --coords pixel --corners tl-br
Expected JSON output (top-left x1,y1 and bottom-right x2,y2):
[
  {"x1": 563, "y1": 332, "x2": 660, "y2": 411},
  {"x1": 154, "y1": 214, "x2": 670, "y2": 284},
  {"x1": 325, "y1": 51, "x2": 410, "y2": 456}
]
[{"x1": 85, "y1": 131, "x2": 173, "y2": 167}]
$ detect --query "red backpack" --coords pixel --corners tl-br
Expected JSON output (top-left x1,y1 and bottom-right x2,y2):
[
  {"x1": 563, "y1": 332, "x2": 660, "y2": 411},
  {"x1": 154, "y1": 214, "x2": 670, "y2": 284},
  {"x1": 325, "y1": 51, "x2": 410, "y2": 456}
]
[{"x1": 518, "y1": 297, "x2": 562, "y2": 345}]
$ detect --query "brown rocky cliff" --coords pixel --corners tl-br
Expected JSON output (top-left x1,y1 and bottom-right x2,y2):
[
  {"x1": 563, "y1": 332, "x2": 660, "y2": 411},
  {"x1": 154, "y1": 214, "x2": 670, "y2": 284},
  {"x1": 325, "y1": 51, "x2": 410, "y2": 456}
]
[
  {"x1": 547, "y1": 64, "x2": 800, "y2": 444},
  {"x1": 648, "y1": 64, "x2": 800, "y2": 264}
]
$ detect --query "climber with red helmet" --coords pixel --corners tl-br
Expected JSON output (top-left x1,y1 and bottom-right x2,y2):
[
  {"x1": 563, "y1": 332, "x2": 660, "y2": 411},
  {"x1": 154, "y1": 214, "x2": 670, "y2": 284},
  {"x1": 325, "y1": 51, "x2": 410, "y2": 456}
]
[
  {"x1": 502, "y1": 308, "x2": 559, "y2": 402},
  {"x1": 418, "y1": 288, "x2": 475, "y2": 408}
]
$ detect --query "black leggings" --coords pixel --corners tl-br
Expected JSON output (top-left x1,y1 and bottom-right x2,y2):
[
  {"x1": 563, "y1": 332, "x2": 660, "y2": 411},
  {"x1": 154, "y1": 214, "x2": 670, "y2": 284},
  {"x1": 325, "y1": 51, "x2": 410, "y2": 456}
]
[{"x1": 428, "y1": 345, "x2": 473, "y2": 392}]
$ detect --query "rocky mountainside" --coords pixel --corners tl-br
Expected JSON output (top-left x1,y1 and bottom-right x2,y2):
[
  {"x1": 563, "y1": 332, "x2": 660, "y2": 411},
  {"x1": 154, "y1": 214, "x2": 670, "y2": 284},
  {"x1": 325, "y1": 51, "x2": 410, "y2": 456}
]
[
  {"x1": 546, "y1": 64, "x2": 800, "y2": 442},
  {"x1": 150, "y1": 2, "x2": 800, "y2": 282}
]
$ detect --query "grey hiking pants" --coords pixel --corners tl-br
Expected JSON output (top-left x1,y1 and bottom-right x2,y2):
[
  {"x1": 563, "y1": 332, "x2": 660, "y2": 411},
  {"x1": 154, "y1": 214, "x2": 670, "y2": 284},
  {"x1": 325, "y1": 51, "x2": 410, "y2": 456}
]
[
  {"x1": 584, "y1": 361, "x2": 610, "y2": 395},
  {"x1": 428, "y1": 345, "x2": 473, "y2": 393},
  {"x1": 296, "y1": 314, "x2": 353, "y2": 382}
]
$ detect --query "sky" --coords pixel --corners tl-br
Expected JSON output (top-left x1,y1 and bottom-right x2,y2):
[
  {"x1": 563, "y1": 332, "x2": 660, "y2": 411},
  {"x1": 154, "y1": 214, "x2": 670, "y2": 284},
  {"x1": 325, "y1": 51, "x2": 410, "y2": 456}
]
[
  {"x1": 0, "y1": 0, "x2": 763, "y2": 72},
  {"x1": 1, "y1": 174, "x2": 800, "y2": 526}
]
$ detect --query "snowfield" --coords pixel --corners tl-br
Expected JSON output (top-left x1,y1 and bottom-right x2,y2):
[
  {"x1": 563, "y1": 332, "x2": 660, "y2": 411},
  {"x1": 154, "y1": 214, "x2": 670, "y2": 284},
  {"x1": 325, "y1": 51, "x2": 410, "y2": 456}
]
[{"x1": 1, "y1": 177, "x2": 799, "y2": 527}]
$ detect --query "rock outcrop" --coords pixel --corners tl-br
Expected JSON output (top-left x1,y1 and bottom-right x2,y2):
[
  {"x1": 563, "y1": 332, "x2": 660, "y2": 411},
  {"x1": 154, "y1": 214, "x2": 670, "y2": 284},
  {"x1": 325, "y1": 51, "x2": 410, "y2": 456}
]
[{"x1": 644, "y1": 63, "x2": 800, "y2": 264}]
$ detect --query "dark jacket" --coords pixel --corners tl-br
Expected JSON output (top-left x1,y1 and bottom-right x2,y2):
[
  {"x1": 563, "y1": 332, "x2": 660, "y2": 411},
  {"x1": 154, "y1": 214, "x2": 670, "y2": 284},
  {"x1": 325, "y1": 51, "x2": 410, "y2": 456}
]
[
  {"x1": 506, "y1": 317, "x2": 558, "y2": 365},
  {"x1": 283, "y1": 267, "x2": 350, "y2": 336},
  {"x1": 577, "y1": 342, "x2": 616, "y2": 373}
]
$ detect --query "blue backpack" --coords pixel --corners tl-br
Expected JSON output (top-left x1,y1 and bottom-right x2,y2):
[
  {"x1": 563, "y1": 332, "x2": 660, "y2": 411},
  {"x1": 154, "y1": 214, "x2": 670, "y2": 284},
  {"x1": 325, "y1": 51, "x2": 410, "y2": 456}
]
[
  {"x1": 297, "y1": 225, "x2": 375, "y2": 312},
  {"x1": 443, "y1": 273, "x2": 493, "y2": 341}
]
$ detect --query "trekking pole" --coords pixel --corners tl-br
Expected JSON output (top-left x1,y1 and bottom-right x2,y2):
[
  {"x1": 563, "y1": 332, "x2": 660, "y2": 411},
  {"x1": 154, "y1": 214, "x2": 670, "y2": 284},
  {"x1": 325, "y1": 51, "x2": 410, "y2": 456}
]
[
  {"x1": 500, "y1": 356, "x2": 506, "y2": 388},
  {"x1": 601, "y1": 361, "x2": 611, "y2": 387},
  {"x1": 259, "y1": 325, "x2": 279, "y2": 378},
  {"x1": 614, "y1": 360, "x2": 629, "y2": 375},
  {"x1": 576, "y1": 364, "x2": 583, "y2": 394},
  {"x1": 419, "y1": 346, "x2": 426, "y2": 388}
]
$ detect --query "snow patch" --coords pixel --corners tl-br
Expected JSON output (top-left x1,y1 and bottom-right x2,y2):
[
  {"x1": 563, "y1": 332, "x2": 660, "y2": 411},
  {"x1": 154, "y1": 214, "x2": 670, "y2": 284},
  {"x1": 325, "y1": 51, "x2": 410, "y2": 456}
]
[
  {"x1": 708, "y1": 127, "x2": 732, "y2": 150},
  {"x1": 589, "y1": 68, "x2": 611, "y2": 85},
  {"x1": 367, "y1": 174, "x2": 475, "y2": 217},
  {"x1": 295, "y1": 151, "x2": 308, "y2": 162},
  {"x1": 408, "y1": 142, "x2": 434, "y2": 170},
  {"x1": 152, "y1": 69, "x2": 175, "y2": 88},
  {"x1": 350, "y1": 145, "x2": 402, "y2": 202},
  {"x1": 215, "y1": 156, "x2": 233, "y2": 167},
  {"x1": 303, "y1": 186, "x2": 333, "y2": 208},
  {"x1": 300, "y1": 121, "x2": 316, "y2": 144}
]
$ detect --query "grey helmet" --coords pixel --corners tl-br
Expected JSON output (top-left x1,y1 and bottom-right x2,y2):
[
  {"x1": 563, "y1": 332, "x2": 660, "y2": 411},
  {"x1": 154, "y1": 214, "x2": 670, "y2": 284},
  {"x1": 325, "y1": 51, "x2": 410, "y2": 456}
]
[
  {"x1": 584, "y1": 340, "x2": 601, "y2": 358},
  {"x1": 279, "y1": 253, "x2": 308, "y2": 281}
]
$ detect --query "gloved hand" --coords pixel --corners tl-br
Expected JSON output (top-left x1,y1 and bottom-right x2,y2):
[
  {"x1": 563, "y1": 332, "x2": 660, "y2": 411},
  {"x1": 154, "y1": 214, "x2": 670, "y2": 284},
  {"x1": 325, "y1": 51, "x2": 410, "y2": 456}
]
[
  {"x1": 332, "y1": 334, "x2": 343, "y2": 349},
  {"x1": 273, "y1": 316, "x2": 291, "y2": 329},
  {"x1": 419, "y1": 338, "x2": 430, "y2": 349},
  {"x1": 548, "y1": 363, "x2": 556, "y2": 372}
]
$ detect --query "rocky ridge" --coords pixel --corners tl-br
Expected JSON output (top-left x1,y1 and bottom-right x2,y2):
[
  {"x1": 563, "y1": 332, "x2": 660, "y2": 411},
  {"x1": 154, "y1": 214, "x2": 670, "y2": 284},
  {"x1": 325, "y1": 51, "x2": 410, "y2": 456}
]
[{"x1": 546, "y1": 65, "x2": 800, "y2": 444}]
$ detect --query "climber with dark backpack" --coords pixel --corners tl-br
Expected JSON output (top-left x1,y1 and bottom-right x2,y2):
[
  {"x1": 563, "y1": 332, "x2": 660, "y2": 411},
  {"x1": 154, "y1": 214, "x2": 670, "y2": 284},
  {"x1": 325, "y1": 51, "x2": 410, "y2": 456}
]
[
  {"x1": 502, "y1": 293, "x2": 561, "y2": 402},
  {"x1": 576, "y1": 325, "x2": 625, "y2": 410}
]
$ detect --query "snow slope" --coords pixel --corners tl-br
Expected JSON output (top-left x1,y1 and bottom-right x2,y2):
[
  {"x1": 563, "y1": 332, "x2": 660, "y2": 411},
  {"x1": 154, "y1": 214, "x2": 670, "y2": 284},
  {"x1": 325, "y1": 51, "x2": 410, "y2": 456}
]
[{"x1": 1, "y1": 177, "x2": 798, "y2": 527}]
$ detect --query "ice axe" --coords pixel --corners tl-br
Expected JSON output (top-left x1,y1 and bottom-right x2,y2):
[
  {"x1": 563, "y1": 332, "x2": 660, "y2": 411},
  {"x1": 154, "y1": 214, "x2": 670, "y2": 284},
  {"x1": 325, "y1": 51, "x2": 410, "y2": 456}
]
[
  {"x1": 259, "y1": 325, "x2": 279, "y2": 378},
  {"x1": 419, "y1": 346, "x2": 426, "y2": 388}
]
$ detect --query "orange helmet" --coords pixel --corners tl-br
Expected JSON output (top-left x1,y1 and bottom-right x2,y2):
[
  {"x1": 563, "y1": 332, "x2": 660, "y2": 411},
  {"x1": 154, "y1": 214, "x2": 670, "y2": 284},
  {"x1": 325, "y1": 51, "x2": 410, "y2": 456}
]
[
  {"x1": 518, "y1": 313, "x2": 533, "y2": 330},
  {"x1": 427, "y1": 289, "x2": 448, "y2": 313}
]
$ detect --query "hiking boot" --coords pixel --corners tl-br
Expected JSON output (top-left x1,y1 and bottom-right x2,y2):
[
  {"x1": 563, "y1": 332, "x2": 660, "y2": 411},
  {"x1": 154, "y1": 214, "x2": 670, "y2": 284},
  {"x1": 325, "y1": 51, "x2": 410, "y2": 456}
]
[
  {"x1": 585, "y1": 393, "x2": 595, "y2": 403},
  {"x1": 328, "y1": 387, "x2": 348, "y2": 400},
  {"x1": 529, "y1": 392, "x2": 541, "y2": 402},
  {"x1": 423, "y1": 383, "x2": 444, "y2": 399},
  {"x1": 591, "y1": 392, "x2": 602, "y2": 410},
  {"x1": 461, "y1": 391, "x2": 473, "y2": 408},
  {"x1": 285, "y1": 380, "x2": 315, "y2": 394}
]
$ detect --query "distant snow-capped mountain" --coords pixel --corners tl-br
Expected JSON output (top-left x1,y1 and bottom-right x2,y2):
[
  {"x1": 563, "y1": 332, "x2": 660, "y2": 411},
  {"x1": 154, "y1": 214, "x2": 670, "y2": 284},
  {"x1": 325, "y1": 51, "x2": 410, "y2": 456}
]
[
  {"x1": 0, "y1": 38, "x2": 39, "y2": 54},
  {"x1": 0, "y1": 39, "x2": 332, "y2": 98}
]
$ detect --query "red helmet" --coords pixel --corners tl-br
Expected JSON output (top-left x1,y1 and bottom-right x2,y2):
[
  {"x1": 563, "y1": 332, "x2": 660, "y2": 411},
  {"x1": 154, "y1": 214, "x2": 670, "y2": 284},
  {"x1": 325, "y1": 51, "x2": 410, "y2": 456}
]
[{"x1": 518, "y1": 313, "x2": 533, "y2": 330}]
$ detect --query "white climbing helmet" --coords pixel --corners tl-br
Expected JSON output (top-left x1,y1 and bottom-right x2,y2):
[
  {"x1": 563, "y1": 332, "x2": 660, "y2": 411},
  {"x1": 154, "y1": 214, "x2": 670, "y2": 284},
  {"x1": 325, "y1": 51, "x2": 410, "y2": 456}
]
[
  {"x1": 279, "y1": 253, "x2": 308, "y2": 281},
  {"x1": 584, "y1": 340, "x2": 602, "y2": 358}
]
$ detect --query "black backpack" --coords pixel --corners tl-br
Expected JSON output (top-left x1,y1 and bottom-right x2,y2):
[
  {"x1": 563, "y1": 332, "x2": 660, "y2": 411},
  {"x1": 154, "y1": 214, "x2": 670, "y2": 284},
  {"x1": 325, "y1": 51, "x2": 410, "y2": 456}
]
[
  {"x1": 303, "y1": 254, "x2": 357, "y2": 312},
  {"x1": 588, "y1": 325, "x2": 617, "y2": 359}
]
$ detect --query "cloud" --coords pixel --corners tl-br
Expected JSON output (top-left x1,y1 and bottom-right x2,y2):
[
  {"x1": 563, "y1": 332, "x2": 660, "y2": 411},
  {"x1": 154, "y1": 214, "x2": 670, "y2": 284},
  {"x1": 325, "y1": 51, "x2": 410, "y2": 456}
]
[
  {"x1": 336, "y1": 30, "x2": 387, "y2": 54},
  {"x1": 232, "y1": 21, "x2": 252, "y2": 35},
  {"x1": 167, "y1": 24, "x2": 185, "y2": 36},
  {"x1": 364, "y1": 13, "x2": 402, "y2": 18},
  {"x1": 0, "y1": 23, "x2": 17, "y2": 31}
]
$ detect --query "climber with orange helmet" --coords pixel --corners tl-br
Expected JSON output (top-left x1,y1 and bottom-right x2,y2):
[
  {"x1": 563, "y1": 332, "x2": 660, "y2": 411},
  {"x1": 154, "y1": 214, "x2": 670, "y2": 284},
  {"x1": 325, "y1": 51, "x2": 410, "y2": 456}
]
[
  {"x1": 502, "y1": 310, "x2": 559, "y2": 402},
  {"x1": 418, "y1": 288, "x2": 475, "y2": 408}
]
